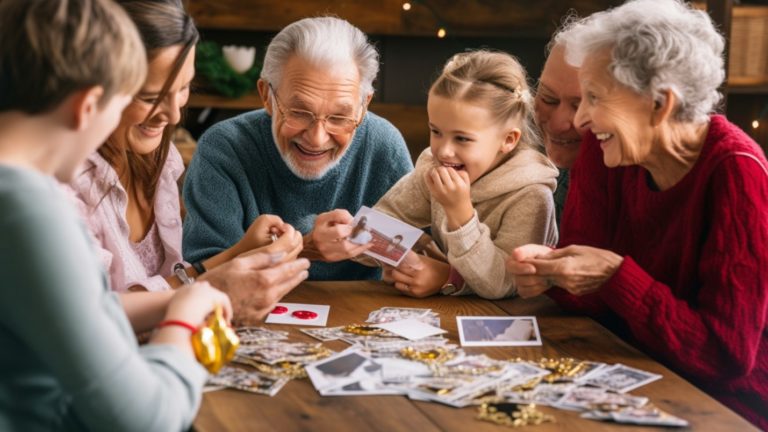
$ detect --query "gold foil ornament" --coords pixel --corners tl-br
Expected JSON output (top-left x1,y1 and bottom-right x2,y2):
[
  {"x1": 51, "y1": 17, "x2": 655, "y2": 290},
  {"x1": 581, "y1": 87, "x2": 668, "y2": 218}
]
[
  {"x1": 477, "y1": 403, "x2": 555, "y2": 427},
  {"x1": 191, "y1": 305, "x2": 240, "y2": 373}
]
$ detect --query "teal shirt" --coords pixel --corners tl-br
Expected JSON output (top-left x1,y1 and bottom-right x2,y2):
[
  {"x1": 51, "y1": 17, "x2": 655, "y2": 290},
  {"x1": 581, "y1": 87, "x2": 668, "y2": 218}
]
[
  {"x1": 182, "y1": 109, "x2": 413, "y2": 280},
  {"x1": 0, "y1": 166, "x2": 206, "y2": 431}
]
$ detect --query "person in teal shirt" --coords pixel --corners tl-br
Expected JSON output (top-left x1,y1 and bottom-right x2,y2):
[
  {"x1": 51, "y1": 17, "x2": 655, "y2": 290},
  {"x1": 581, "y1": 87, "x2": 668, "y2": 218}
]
[{"x1": 182, "y1": 17, "x2": 414, "y2": 281}]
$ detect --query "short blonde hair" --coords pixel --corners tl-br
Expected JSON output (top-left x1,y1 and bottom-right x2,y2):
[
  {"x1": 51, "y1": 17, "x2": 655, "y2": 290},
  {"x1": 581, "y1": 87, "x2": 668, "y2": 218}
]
[
  {"x1": 430, "y1": 50, "x2": 541, "y2": 151},
  {"x1": 0, "y1": 0, "x2": 147, "y2": 114}
]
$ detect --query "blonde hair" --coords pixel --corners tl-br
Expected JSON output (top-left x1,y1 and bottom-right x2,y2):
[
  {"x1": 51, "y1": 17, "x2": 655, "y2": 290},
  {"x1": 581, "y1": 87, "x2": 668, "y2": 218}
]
[
  {"x1": 0, "y1": 0, "x2": 147, "y2": 114},
  {"x1": 430, "y1": 50, "x2": 541, "y2": 152}
]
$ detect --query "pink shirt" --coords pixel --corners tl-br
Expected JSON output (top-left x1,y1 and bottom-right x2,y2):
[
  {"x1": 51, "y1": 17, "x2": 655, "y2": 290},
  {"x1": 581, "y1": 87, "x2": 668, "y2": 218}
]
[{"x1": 63, "y1": 146, "x2": 186, "y2": 292}]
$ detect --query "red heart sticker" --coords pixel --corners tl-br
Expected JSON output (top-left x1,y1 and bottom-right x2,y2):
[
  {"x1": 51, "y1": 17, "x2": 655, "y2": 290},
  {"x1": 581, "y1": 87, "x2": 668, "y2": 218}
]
[
  {"x1": 292, "y1": 310, "x2": 318, "y2": 320},
  {"x1": 271, "y1": 305, "x2": 288, "y2": 314}
]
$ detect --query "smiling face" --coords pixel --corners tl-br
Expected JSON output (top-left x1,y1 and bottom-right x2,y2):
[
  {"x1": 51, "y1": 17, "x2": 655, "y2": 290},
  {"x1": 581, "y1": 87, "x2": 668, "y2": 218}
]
[
  {"x1": 263, "y1": 55, "x2": 366, "y2": 180},
  {"x1": 110, "y1": 44, "x2": 195, "y2": 156},
  {"x1": 427, "y1": 93, "x2": 518, "y2": 183},
  {"x1": 574, "y1": 49, "x2": 656, "y2": 168},
  {"x1": 534, "y1": 45, "x2": 585, "y2": 169}
]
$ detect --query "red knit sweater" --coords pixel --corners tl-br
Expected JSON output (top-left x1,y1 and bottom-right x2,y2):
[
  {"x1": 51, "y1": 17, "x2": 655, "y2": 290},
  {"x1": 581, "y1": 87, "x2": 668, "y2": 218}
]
[{"x1": 551, "y1": 115, "x2": 768, "y2": 429}]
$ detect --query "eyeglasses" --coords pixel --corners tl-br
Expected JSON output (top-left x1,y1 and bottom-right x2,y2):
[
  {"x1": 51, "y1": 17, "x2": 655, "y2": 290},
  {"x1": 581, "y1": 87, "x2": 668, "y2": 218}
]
[{"x1": 268, "y1": 83, "x2": 363, "y2": 134}]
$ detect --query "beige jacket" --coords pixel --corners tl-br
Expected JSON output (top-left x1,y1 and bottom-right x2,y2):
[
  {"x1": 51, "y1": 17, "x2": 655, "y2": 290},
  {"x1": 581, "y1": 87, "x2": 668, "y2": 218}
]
[{"x1": 375, "y1": 147, "x2": 558, "y2": 299}]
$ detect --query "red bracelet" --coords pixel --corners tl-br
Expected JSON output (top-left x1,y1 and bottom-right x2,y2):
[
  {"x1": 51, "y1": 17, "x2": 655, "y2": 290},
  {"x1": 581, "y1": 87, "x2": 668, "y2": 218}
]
[{"x1": 156, "y1": 320, "x2": 198, "y2": 333}]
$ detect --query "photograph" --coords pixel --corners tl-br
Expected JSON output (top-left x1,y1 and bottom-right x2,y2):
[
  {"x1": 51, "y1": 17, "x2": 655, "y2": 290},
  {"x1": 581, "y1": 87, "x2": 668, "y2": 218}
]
[
  {"x1": 611, "y1": 406, "x2": 689, "y2": 427},
  {"x1": 207, "y1": 366, "x2": 290, "y2": 397},
  {"x1": 349, "y1": 206, "x2": 424, "y2": 266},
  {"x1": 580, "y1": 364, "x2": 662, "y2": 393},
  {"x1": 306, "y1": 348, "x2": 383, "y2": 392},
  {"x1": 366, "y1": 307, "x2": 433, "y2": 324},
  {"x1": 301, "y1": 326, "x2": 347, "y2": 342},
  {"x1": 456, "y1": 316, "x2": 542, "y2": 346},
  {"x1": 236, "y1": 341, "x2": 330, "y2": 365},
  {"x1": 235, "y1": 327, "x2": 289, "y2": 345}
]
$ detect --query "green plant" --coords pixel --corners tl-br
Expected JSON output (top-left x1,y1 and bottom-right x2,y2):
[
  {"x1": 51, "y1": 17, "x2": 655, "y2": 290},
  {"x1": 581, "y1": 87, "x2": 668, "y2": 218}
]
[{"x1": 195, "y1": 40, "x2": 260, "y2": 98}]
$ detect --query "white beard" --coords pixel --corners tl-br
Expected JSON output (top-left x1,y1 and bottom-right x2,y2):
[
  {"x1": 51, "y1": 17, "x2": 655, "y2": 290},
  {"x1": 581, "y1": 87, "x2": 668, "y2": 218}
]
[{"x1": 270, "y1": 115, "x2": 354, "y2": 181}]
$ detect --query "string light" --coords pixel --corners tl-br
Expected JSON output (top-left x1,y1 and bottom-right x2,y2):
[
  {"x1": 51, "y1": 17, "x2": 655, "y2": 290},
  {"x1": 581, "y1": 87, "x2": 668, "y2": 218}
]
[
  {"x1": 752, "y1": 102, "x2": 768, "y2": 132},
  {"x1": 401, "y1": 0, "x2": 448, "y2": 39}
]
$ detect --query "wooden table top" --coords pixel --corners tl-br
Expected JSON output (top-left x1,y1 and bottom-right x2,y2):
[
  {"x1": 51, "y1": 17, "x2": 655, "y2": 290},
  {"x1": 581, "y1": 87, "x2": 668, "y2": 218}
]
[{"x1": 194, "y1": 281, "x2": 757, "y2": 432}]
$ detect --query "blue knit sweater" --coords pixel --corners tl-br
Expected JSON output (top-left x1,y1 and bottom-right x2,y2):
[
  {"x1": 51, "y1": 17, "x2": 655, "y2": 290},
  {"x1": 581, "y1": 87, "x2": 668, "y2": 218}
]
[{"x1": 182, "y1": 109, "x2": 413, "y2": 280}]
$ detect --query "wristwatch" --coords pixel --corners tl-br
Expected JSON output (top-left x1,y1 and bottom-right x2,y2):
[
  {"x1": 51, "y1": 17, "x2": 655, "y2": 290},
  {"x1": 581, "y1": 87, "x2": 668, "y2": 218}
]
[{"x1": 440, "y1": 266, "x2": 465, "y2": 295}]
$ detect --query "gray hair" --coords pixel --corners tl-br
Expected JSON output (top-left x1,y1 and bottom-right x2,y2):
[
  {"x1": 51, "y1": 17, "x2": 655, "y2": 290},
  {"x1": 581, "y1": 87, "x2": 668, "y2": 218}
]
[
  {"x1": 544, "y1": 10, "x2": 580, "y2": 56},
  {"x1": 556, "y1": 0, "x2": 724, "y2": 123},
  {"x1": 260, "y1": 16, "x2": 379, "y2": 99}
]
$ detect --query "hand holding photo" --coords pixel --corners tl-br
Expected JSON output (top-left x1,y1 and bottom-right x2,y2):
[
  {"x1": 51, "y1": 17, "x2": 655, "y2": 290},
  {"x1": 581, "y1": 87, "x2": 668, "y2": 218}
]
[
  {"x1": 349, "y1": 206, "x2": 423, "y2": 266},
  {"x1": 456, "y1": 316, "x2": 542, "y2": 346},
  {"x1": 265, "y1": 302, "x2": 330, "y2": 327}
]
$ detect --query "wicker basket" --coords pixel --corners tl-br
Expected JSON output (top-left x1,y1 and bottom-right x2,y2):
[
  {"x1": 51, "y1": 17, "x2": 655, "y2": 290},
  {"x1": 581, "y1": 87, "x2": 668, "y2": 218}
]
[{"x1": 728, "y1": 6, "x2": 768, "y2": 85}]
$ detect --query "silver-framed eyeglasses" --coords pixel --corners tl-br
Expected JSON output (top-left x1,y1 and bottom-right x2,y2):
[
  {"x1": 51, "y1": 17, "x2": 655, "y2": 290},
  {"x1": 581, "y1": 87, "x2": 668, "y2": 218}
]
[{"x1": 269, "y1": 83, "x2": 364, "y2": 134}]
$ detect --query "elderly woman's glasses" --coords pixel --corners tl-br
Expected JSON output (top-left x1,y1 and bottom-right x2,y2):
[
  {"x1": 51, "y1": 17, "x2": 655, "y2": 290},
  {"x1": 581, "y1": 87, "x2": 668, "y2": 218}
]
[{"x1": 268, "y1": 83, "x2": 363, "y2": 134}]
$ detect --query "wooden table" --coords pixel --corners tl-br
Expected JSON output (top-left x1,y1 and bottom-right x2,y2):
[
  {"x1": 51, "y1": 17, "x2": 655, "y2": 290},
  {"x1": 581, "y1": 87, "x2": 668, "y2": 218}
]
[{"x1": 194, "y1": 281, "x2": 757, "y2": 431}]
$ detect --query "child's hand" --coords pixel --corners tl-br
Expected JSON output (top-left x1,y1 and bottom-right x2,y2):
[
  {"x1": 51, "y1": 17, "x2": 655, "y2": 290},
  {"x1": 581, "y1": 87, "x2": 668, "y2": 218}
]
[
  {"x1": 425, "y1": 167, "x2": 474, "y2": 230},
  {"x1": 239, "y1": 214, "x2": 289, "y2": 252},
  {"x1": 389, "y1": 251, "x2": 450, "y2": 298},
  {"x1": 249, "y1": 223, "x2": 304, "y2": 263}
]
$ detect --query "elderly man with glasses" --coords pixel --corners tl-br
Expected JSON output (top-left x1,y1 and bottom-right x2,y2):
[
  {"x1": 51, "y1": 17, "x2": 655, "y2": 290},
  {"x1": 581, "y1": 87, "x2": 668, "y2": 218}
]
[{"x1": 182, "y1": 17, "x2": 413, "y2": 281}]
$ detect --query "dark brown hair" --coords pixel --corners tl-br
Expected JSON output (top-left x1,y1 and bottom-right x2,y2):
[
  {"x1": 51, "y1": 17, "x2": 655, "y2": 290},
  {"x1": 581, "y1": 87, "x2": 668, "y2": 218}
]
[
  {"x1": 0, "y1": 0, "x2": 146, "y2": 113},
  {"x1": 98, "y1": 0, "x2": 199, "y2": 206}
]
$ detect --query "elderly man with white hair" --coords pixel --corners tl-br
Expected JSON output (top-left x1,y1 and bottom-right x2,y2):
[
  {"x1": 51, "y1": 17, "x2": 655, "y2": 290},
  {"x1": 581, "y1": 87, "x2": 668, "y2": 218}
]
[
  {"x1": 507, "y1": 0, "x2": 768, "y2": 428},
  {"x1": 182, "y1": 17, "x2": 413, "y2": 280}
]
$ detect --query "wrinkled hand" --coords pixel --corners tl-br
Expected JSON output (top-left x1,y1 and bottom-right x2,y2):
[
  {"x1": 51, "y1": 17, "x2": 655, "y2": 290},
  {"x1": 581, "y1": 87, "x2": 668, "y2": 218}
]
[
  {"x1": 200, "y1": 252, "x2": 310, "y2": 325},
  {"x1": 238, "y1": 214, "x2": 290, "y2": 253},
  {"x1": 164, "y1": 281, "x2": 233, "y2": 326},
  {"x1": 308, "y1": 209, "x2": 372, "y2": 262},
  {"x1": 506, "y1": 244, "x2": 558, "y2": 298},
  {"x1": 507, "y1": 244, "x2": 623, "y2": 297},
  {"x1": 424, "y1": 166, "x2": 473, "y2": 230},
  {"x1": 388, "y1": 251, "x2": 449, "y2": 298}
]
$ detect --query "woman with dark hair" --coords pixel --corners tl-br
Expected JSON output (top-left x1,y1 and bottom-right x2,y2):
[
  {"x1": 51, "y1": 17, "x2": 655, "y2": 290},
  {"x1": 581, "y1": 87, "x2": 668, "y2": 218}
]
[
  {"x1": 65, "y1": 0, "x2": 308, "y2": 316},
  {"x1": 0, "y1": 0, "x2": 237, "y2": 429}
]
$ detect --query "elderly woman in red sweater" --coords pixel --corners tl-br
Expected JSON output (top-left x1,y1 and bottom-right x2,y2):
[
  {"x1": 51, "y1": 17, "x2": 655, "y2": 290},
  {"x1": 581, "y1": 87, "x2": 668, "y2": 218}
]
[{"x1": 506, "y1": 0, "x2": 768, "y2": 428}]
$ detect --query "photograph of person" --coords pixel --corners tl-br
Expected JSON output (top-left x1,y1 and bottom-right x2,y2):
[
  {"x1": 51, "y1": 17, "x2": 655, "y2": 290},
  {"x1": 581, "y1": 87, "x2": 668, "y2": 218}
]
[
  {"x1": 348, "y1": 216, "x2": 373, "y2": 245},
  {"x1": 381, "y1": 235, "x2": 405, "y2": 262},
  {"x1": 349, "y1": 206, "x2": 423, "y2": 266}
]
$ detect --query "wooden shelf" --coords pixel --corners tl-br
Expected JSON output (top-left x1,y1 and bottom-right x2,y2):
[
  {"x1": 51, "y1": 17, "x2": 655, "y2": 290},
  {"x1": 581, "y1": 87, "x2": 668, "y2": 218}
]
[
  {"x1": 188, "y1": 92, "x2": 262, "y2": 110},
  {"x1": 187, "y1": 0, "x2": 622, "y2": 38},
  {"x1": 727, "y1": 83, "x2": 768, "y2": 95}
]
